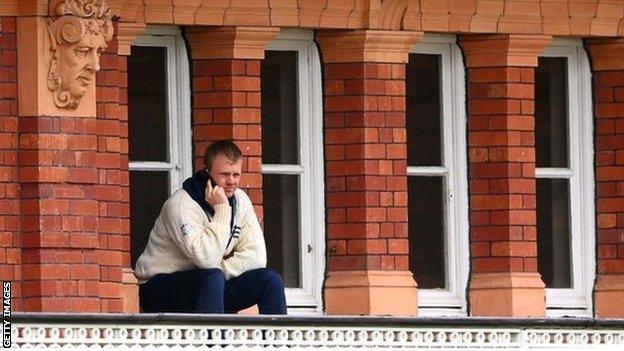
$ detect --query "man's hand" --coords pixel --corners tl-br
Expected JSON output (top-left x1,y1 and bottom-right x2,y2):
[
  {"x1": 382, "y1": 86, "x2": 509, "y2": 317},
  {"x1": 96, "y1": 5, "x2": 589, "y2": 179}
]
[{"x1": 205, "y1": 180, "x2": 228, "y2": 207}]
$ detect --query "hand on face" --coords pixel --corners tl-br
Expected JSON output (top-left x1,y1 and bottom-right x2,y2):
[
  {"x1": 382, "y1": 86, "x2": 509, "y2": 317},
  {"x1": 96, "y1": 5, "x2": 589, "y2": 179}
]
[
  {"x1": 205, "y1": 179, "x2": 229, "y2": 207},
  {"x1": 208, "y1": 154, "x2": 242, "y2": 199}
]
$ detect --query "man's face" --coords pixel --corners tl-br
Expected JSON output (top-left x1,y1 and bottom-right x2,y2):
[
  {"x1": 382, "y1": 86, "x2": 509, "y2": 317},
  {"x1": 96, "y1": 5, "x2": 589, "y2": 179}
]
[
  {"x1": 57, "y1": 32, "x2": 107, "y2": 99},
  {"x1": 208, "y1": 154, "x2": 242, "y2": 198}
]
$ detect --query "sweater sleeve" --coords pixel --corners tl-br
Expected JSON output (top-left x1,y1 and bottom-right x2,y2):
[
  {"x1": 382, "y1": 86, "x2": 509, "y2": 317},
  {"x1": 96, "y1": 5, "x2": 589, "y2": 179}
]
[
  {"x1": 221, "y1": 201, "x2": 267, "y2": 280},
  {"x1": 164, "y1": 197, "x2": 232, "y2": 270}
]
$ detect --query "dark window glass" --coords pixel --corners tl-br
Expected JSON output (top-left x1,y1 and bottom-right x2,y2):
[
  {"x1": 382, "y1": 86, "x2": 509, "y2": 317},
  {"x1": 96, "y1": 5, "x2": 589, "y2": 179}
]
[
  {"x1": 261, "y1": 51, "x2": 299, "y2": 164},
  {"x1": 535, "y1": 57, "x2": 569, "y2": 168},
  {"x1": 130, "y1": 171, "x2": 169, "y2": 268},
  {"x1": 408, "y1": 176, "x2": 446, "y2": 289},
  {"x1": 262, "y1": 174, "x2": 300, "y2": 288},
  {"x1": 406, "y1": 54, "x2": 442, "y2": 166},
  {"x1": 128, "y1": 46, "x2": 168, "y2": 162},
  {"x1": 537, "y1": 179, "x2": 572, "y2": 288}
]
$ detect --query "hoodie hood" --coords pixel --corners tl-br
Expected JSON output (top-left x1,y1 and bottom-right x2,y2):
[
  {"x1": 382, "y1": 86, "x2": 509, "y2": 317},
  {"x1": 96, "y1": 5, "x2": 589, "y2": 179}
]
[
  {"x1": 182, "y1": 170, "x2": 237, "y2": 248},
  {"x1": 182, "y1": 170, "x2": 215, "y2": 215}
]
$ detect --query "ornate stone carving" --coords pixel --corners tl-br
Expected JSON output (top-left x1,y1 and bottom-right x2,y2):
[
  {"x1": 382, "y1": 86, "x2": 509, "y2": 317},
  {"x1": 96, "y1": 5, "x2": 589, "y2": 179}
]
[{"x1": 46, "y1": 0, "x2": 113, "y2": 109}]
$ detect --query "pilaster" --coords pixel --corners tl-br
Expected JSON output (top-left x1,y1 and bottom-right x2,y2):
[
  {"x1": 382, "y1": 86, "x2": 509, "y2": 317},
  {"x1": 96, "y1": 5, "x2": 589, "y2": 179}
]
[
  {"x1": 586, "y1": 38, "x2": 624, "y2": 318},
  {"x1": 460, "y1": 34, "x2": 551, "y2": 317},
  {"x1": 317, "y1": 30, "x2": 422, "y2": 316}
]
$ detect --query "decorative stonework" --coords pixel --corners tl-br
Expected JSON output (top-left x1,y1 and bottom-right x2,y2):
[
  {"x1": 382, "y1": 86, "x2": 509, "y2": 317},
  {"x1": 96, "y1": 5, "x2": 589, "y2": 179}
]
[
  {"x1": 316, "y1": 30, "x2": 422, "y2": 63},
  {"x1": 116, "y1": 22, "x2": 146, "y2": 56},
  {"x1": 460, "y1": 34, "x2": 552, "y2": 68},
  {"x1": 2, "y1": 1, "x2": 624, "y2": 37},
  {"x1": 46, "y1": 0, "x2": 113, "y2": 109},
  {"x1": 12, "y1": 318, "x2": 624, "y2": 349},
  {"x1": 185, "y1": 26, "x2": 279, "y2": 60},
  {"x1": 470, "y1": 272, "x2": 546, "y2": 317},
  {"x1": 325, "y1": 270, "x2": 418, "y2": 316}
]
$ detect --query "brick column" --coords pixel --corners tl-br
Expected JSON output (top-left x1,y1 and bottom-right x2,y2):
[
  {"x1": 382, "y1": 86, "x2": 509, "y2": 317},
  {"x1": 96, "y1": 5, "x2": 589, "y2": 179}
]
[
  {"x1": 16, "y1": 16, "x2": 127, "y2": 312},
  {"x1": 0, "y1": 17, "x2": 22, "y2": 310},
  {"x1": 116, "y1": 22, "x2": 146, "y2": 313},
  {"x1": 586, "y1": 38, "x2": 624, "y2": 318},
  {"x1": 460, "y1": 34, "x2": 551, "y2": 317},
  {"x1": 185, "y1": 26, "x2": 278, "y2": 217},
  {"x1": 93, "y1": 29, "x2": 131, "y2": 313},
  {"x1": 317, "y1": 30, "x2": 422, "y2": 316}
]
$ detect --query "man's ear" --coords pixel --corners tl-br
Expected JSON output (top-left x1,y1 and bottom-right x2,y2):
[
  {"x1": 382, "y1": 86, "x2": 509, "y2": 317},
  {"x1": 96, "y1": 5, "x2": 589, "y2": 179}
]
[{"x1": 205, "y1": 170, "x2": 216, "y2": 187}]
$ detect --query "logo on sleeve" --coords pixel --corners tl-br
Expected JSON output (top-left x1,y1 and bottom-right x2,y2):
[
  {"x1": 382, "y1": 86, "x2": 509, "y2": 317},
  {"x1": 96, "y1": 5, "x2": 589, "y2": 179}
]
[{"x1": 181, "y1": 223, "x2": 192, "y2": 236}]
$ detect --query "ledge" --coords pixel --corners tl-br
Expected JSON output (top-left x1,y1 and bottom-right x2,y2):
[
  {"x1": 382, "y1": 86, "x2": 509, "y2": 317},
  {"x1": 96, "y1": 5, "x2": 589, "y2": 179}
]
[{"x1": 12, "y1": 312, "x2": 624, "y2": 328}]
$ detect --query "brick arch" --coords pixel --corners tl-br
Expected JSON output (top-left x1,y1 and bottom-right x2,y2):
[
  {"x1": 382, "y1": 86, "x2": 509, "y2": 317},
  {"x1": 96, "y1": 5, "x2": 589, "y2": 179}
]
[{"x1": 379, "y1": 0, "x2": 408, "y2": 30}]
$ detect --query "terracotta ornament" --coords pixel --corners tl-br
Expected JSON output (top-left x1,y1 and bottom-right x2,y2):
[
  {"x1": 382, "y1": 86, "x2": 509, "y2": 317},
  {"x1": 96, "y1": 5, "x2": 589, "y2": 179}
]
[{"x1": 46, "y1": 0, "x2": 113, "y2": 109}]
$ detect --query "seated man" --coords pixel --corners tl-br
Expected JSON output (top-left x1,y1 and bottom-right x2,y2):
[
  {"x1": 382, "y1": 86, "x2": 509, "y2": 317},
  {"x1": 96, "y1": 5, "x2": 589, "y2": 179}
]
[{"x1": 135, "y1": 140, "x2": 287, "y2": 314}]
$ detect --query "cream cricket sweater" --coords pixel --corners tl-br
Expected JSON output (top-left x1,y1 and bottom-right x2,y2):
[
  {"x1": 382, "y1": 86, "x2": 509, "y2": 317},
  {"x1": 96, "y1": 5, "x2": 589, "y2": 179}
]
[{"x1": 134, "y1": 188, "x2": 267, "y2": 283}]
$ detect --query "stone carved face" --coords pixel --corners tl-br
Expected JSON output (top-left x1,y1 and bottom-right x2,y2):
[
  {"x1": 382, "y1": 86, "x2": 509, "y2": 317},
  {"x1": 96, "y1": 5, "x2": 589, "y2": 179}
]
[
  {"x1": 56, "y1": 31, "x2": 108, "y2": 102},
  {"x1": 47, "y1": 0, "x2": 113, "y2": 109}
]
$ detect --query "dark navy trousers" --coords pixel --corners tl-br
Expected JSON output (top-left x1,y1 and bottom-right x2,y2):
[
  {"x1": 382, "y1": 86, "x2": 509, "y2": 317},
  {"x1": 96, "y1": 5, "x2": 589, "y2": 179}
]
[{"x1": 139, "y1": 268, "x2": 287, "y2": 314}]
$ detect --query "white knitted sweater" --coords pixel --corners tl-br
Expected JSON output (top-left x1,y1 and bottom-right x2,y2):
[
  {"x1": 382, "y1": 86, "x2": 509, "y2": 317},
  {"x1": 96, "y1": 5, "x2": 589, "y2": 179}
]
[{"x1": 134, "y1": 188, "x2": 266, "y2": 283}]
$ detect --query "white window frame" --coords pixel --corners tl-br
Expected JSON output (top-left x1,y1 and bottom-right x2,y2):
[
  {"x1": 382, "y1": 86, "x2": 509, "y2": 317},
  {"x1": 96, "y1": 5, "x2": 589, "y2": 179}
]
[
  {"x1": 408, "y1": 35, "x2": 469, "y2": 316},
  {"x1": 537, "y1": 38, "x2": 595, "y2": 317},
  {"x1": 262, "y1": 30, "x2": 325, "y2": 314},
  {"x1": 128, "y1": 26, "x2": 193, "y2": 193}
]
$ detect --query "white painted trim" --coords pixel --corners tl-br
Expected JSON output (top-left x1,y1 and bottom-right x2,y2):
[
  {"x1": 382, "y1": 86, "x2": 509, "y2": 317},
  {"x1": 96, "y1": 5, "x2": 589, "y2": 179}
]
[
  {"x1": 262, "y1": 164, "x2": 305, "y2": 175},
  {"x1": 128, "y1": 26, "x2": 193, "y2": 194},
  {"x1": 535, "y1": 168, "x2": 574, "y2": 179},
  {"x1": 14, "y1": 320, "x2": 624, "y2": 349},
  {"x1": 538, "y1": 38, "x2": 595, "y2": 316},
  {"x1": 127, "y1": 161, "x2": 178, "y2": 171},
  {"x1": 265, "y1": 30, "x2": 325, "y2": 313},
  {"x1": 407, "y1": 166, "x2": 448, "y2": 176},
  {"x1": 409, "y1": 35, "x2": 469, "y2": 315}
]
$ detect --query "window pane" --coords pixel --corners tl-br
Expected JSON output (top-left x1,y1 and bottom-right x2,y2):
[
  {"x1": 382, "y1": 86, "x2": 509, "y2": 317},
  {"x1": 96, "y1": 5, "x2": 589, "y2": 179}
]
[
  {"x1": 408, "y1": 176, "x2": 446, "y2": 289},
  {"x1": 406, "y1": 54, "x2": 442, "y2": 166},
  {"x1": 537, "y1": 179, "x2": 572, "y2": 288},
  {"x1": 130, "y1": 171, "x2": 169, "y2": 268},
  {"x1": 262, "y1": 174, "x2": 300, "y2": 287},
  {"x1": 128, "y1": 46, "x2": 168, "y2": 162},
  {"x1": 535, "y1": 57, "x2": 569, "y2": 168},
  {"x1": 261, "y1": 51, "x2": 299, "y2": 164}
]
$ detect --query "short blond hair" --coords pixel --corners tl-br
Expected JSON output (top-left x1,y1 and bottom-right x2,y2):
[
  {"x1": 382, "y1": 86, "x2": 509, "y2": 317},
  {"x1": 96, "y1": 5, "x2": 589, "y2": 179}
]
[{"x1": 203, "y1": 140, "x2": 243, "y2": 171}]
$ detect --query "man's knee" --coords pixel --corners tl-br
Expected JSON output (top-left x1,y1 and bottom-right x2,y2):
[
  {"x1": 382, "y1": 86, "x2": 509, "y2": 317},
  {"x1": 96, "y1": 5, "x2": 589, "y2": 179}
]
[
  {"x1": 196, "y1": 268, "x2": 226, "y2": 286},
  {"x1": 259, "y1": 269, "x2": 284, "y2": 290}
]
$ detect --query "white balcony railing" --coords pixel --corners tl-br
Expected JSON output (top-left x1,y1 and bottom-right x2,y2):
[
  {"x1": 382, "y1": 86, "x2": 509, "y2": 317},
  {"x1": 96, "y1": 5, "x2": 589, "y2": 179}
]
[{"x1": 10, "y1": 313, "x2": 624, "y2": 349}]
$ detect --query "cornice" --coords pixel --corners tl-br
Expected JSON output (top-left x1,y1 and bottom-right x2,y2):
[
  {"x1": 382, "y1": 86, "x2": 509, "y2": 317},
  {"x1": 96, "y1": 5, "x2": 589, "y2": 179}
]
[
  {"x1": 460, "y1": 34, "x2": 553, "y2": 68},
  {"x1": 116, "y1": 22, "x2": 146, "y2": 56},
  {"x1": 185, "y1": 26, "x2": 279, "y2": 60},
  {"x1": 316, "y1": 30, "x2": 423, "y2": 63}
]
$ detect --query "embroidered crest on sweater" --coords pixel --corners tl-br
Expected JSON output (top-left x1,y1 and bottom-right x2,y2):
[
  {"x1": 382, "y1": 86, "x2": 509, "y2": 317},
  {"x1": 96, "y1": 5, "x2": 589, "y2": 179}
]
[
  {"x1": 231, "y1": 225, "x2": 241, "y2": 238},
  {"x1": 180, "y1": 223, "x2": 191, "y2": 236}
]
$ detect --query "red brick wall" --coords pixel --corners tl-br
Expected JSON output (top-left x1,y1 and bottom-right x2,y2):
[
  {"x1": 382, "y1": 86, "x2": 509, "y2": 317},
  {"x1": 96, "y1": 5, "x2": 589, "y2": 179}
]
[
  {"x1": 324, "y1": 62, "x2": 409, "y2": 272},
  {"x1": 191, "y1": 58, "x2": 263, "y2": 217},
  {"x1": 0, "y1": 17, "x2": 21, "y2": 310},
  {"x1": 18, "y1": 35, "x2": 127, "y2": 312},
  {"x1": 95, "y1": 34, "x2": 129, "y2": 312},
  {"x1": 467, "y1": 67, "x2": 538, "y2": 273},
  {"x1": 594, "y1": 70, "x2": 624, "y2": 274},
  {"x1": 19, "y1": 118, "x2": 100, "y2": 311}
]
